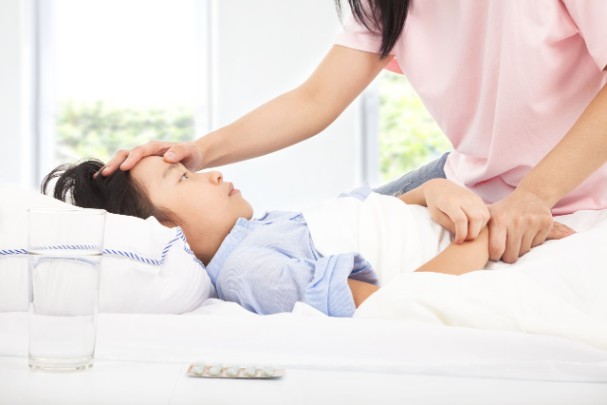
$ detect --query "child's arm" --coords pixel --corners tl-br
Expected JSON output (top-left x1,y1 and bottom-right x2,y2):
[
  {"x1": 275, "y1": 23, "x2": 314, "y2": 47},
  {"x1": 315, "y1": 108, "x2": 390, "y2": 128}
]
[
  {"x1": 347, "y1": 180, "x2": 490, "y2": 308},
  {"x1": 347, "y1": 228, "x2": 488, "y2": 309},
  {"x1": 348, "y1": 279, "x2": 380, "y2": 308},
  {"x1": 401, "y1": 179, "x2": 490, "y2": 274},
  {"x1": 415, "y1": 227, "x2": 489, "y2": 275}
]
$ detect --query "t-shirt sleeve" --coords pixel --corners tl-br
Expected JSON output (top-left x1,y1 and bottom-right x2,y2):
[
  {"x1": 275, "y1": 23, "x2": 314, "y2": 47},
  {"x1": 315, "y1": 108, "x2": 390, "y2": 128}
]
[
  {"x1": 562, "y1": 0, "x2": 607, "y2": 70},
  {"x1": 334, "y1": 6, "x2": 403, "y2": 74},
  {"x1": 216, "y1": 248, "x2": 372, "y2": 317},
  {"x1": 334, "y1": 13, "x2": 383, "y2": 55}
]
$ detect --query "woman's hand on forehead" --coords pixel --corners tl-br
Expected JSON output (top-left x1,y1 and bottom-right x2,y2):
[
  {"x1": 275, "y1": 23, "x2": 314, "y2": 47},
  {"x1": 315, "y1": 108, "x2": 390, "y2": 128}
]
[{"x1": 97, "y1": 140, "x2": 203, "y2": 178}]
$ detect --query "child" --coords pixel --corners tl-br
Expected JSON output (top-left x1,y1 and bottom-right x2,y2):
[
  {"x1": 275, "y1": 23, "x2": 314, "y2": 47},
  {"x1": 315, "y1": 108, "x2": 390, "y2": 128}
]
[{"x1": 43, "y1": 157, "x2": 570, "y2": 317}]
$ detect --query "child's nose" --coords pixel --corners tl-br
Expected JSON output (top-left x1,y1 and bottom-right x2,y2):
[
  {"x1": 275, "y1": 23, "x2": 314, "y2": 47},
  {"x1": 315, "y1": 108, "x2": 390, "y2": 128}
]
[{"x1": 209, "y1": 171, "x2": 223, "y2": 183}]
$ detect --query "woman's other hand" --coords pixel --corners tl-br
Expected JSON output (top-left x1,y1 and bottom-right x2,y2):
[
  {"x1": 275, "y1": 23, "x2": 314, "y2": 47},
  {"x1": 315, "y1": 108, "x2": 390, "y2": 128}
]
[
  {"x1": 96, "y1": 141, "x2": 204, "y2": 177},
  {"x1": 488, "y1": 189, "x2": 575, "y2": 263}
]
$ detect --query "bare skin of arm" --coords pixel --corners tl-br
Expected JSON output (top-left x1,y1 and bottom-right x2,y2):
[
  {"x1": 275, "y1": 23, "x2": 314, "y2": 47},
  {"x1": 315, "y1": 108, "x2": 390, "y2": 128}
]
[
  {"x1": 100, "y1": 46, "x2": 390, "y2": 175},
  {"x1": 195, "y1": 46, "x2": 390, "y2": 169}
]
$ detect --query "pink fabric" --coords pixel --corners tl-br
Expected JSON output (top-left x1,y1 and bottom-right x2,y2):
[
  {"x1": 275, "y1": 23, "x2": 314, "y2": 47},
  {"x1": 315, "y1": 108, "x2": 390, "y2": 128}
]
[{"x1": 335, "y1": 0, "x2": 607, "y2": 214}]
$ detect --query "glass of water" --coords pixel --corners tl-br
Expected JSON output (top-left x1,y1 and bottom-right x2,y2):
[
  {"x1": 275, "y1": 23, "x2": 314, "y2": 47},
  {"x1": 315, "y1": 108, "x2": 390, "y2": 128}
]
[{"x1": 27, "y1": 207, "x2": 106, "y2": 371}]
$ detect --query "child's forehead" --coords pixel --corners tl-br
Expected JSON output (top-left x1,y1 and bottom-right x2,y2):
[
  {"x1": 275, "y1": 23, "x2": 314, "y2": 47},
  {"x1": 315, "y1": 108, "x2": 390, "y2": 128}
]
[
  {"x1": 130, "y1": 156, "x2": 165, "y2": 178},
  {"x1": 134, "y1": 156, "x2": 170, "y2": 171}
]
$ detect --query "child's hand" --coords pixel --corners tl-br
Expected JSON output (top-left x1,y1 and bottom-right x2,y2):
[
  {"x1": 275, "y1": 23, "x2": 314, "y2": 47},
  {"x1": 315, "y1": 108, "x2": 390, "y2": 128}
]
[{"x1": 422, "y1": 179, "x2": 490, "y2": 243}]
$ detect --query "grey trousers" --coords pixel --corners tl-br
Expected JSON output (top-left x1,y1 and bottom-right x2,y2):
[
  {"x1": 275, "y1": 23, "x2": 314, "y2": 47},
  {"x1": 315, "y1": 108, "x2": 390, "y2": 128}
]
[{"x1": 373, "y1": 152, "x2": 450, "y2": 197}]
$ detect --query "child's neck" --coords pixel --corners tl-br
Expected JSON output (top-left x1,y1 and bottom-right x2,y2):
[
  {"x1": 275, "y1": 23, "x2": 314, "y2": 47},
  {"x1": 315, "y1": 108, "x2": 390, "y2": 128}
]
[{"x1": 179, "y1": 222, "x2": 232, "y2": 266}]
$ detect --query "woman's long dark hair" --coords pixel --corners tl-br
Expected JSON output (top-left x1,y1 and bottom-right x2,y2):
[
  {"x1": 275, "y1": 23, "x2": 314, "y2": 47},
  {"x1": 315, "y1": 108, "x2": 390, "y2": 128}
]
[
  {"x1": 335, "y1": 0, "x2": 410, "y2": 59},
  {"x1": 41, "y1": 159, "x2": 170, "y2": 222}
]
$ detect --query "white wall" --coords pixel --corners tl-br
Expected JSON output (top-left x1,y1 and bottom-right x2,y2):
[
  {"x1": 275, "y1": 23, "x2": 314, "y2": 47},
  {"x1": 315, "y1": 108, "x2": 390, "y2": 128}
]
[
  {"x1": 211, "y1": 0, "x2": 364, "y2": 213},
  {"x1": 0, "y1": 0, "x2": 34, "y2": 189},
  {"x1": 1, "y1": 0, "x2": 366, "y2": 211}
]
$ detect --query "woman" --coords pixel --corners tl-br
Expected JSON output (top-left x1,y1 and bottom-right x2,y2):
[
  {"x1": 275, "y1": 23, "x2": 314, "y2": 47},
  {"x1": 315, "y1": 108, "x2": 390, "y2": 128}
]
[{"x1": 99, "y1": 1, "x2": 606, "y2": 263}]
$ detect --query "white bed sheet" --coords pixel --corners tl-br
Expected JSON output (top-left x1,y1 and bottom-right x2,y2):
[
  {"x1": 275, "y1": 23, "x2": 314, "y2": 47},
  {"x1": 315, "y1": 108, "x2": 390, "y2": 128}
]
[
  {"x1": 2, "y1": 310, "x2": 607, "y2": 382},
  {"x1": 2, "y1": 357, "x2": 606, "y2": 405},
  {"x1": 1, "y1": 312, "x2": 607, "y2": 404}
]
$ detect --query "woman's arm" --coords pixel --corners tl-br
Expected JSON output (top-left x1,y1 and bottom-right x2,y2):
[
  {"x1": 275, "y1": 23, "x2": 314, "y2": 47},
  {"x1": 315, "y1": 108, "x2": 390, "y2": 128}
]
[
  {"x1": 489, "y1": 80, "x2": 607, "y2": 263},
  {"x1": 197, "y1": 46, "x2": 390, "y2": 169},
  {"x1": 100, "y1": 46, "x2": 390, "y2": 175}
]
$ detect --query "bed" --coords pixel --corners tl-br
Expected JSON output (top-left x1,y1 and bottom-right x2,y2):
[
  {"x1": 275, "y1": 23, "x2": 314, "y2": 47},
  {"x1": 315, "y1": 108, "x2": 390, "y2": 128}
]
[{"x1": 1, "y1": 185, "x2": 607, "y2": 404}]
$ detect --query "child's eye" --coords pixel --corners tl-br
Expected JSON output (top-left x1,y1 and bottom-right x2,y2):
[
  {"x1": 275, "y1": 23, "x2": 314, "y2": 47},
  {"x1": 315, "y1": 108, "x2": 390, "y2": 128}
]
[{"x1": 180, "y1": 173, "x2": 188, "y2": 181}]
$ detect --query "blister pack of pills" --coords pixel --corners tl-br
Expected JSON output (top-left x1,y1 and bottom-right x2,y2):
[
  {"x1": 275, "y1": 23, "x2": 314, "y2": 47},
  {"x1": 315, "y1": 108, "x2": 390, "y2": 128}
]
[{"x1": 187, "y1": 363, "x2": 285, "y2": 379}]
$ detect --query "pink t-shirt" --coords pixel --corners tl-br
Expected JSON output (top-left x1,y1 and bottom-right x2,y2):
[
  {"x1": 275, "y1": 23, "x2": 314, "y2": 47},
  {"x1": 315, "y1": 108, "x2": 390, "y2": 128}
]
[{"x1": 335, "y1": 0, "x2": 607, "y2": 214}]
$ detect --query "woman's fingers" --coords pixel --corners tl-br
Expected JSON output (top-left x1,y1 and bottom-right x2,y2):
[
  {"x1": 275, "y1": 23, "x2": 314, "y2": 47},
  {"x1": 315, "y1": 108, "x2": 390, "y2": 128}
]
[
  {"x1": 120, "y1": 141, "x2": 174, "y2": 170},
  {"x1": 422, "y1": 179, "x2": 490, "y2": 243},
  {"x1": 97, "y1": 141, "x2": 204, "y2": 178},
  {"x1": 546, "y1": 221, "x2": 576, "y2": 240},
  {"x1": 431, "y1": 209, "x2": 457, "y2": 235},
  {"x1": 465, "y1": 210, "x2": 486, "y2": 241},
  {"x1": 450, "y1": 208, "x2": 469, "y2": 243},
  {"x1": 431, "y1": 203, "x2": 490, "y2": 243},
  {"x1": 164, "y1": 142, "x2": 205, "y2": 171},
  {"x1": 488, "y1": 224, "x2": 507, "y2": 262},
  {"x1": 94, "y1": 149, "x2": 130, "y2": 178},
  {"x1": 462, "y1": 203, "x2": 490, "y2": 241},
  {"x1": 442, "y1": 201, "x2": 489, "y2": 243},
  {"x1": 96, "y1": 141, "x2": 176, "y2": 177},
  {"x1": 488, "y1": 218, "x2": 575, "y2": 264},
  {"x1": 487, "y1": 189, "x2": 553, "y2": 263},
  {"x1": 502, "y1": 228, "x2": 525, "y2": 264}
]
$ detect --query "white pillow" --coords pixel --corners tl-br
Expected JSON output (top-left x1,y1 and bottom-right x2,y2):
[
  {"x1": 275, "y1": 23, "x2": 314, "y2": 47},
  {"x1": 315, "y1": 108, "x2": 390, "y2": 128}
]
[{"x1": 0, "y1": 185, "x2": 215, "y2": 313}]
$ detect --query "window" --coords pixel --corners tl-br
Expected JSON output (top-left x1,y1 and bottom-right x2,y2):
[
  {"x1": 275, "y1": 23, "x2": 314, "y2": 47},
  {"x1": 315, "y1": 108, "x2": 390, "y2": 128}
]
[
  {"x1": 35, "y1": 0, "x2": 211, "y2": 182},
  {"x1": 377, "y1": 71, "x2": 451, "y2": 183}
]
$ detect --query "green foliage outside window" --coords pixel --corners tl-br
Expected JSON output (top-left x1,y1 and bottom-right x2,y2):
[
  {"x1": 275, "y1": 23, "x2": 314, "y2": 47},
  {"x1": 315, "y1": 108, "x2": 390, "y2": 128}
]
[
  {"x1": 55, "y1": 100, "x2": 194, "y2": 164},
  {"x1": 378, "y1": 72, "x2": 451, "y2": 182},
  {"x1": 56, "y1": 73, "x2": 450, "y2": 178}
]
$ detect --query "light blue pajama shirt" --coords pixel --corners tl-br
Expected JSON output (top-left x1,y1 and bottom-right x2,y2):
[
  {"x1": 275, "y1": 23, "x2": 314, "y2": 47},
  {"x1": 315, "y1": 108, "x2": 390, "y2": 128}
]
[{"x1": 205, "y1": 188, "x2": 379, "y2": 317}]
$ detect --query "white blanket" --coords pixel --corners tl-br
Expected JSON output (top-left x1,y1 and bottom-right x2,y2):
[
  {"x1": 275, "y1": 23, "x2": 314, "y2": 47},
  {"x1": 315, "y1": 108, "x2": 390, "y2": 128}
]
[
  {"x1": 303, "y1": 192, "x2": 451, "y2": 285},
  {"x1": 303, "y1": 193, "x2": 607, "y2": 350}
]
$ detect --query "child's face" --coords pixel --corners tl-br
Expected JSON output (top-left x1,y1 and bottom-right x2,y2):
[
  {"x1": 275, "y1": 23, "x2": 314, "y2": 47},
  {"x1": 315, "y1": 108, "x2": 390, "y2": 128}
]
[{"x1": 130, "y1": 156, "x2": 253, "y2": 231}]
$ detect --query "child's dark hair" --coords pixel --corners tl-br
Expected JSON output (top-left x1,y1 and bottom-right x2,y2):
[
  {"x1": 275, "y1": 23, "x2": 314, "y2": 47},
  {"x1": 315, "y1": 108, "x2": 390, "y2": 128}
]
[{"x1": 42, "y1": 159, "x2": 171, "y2": 223}]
